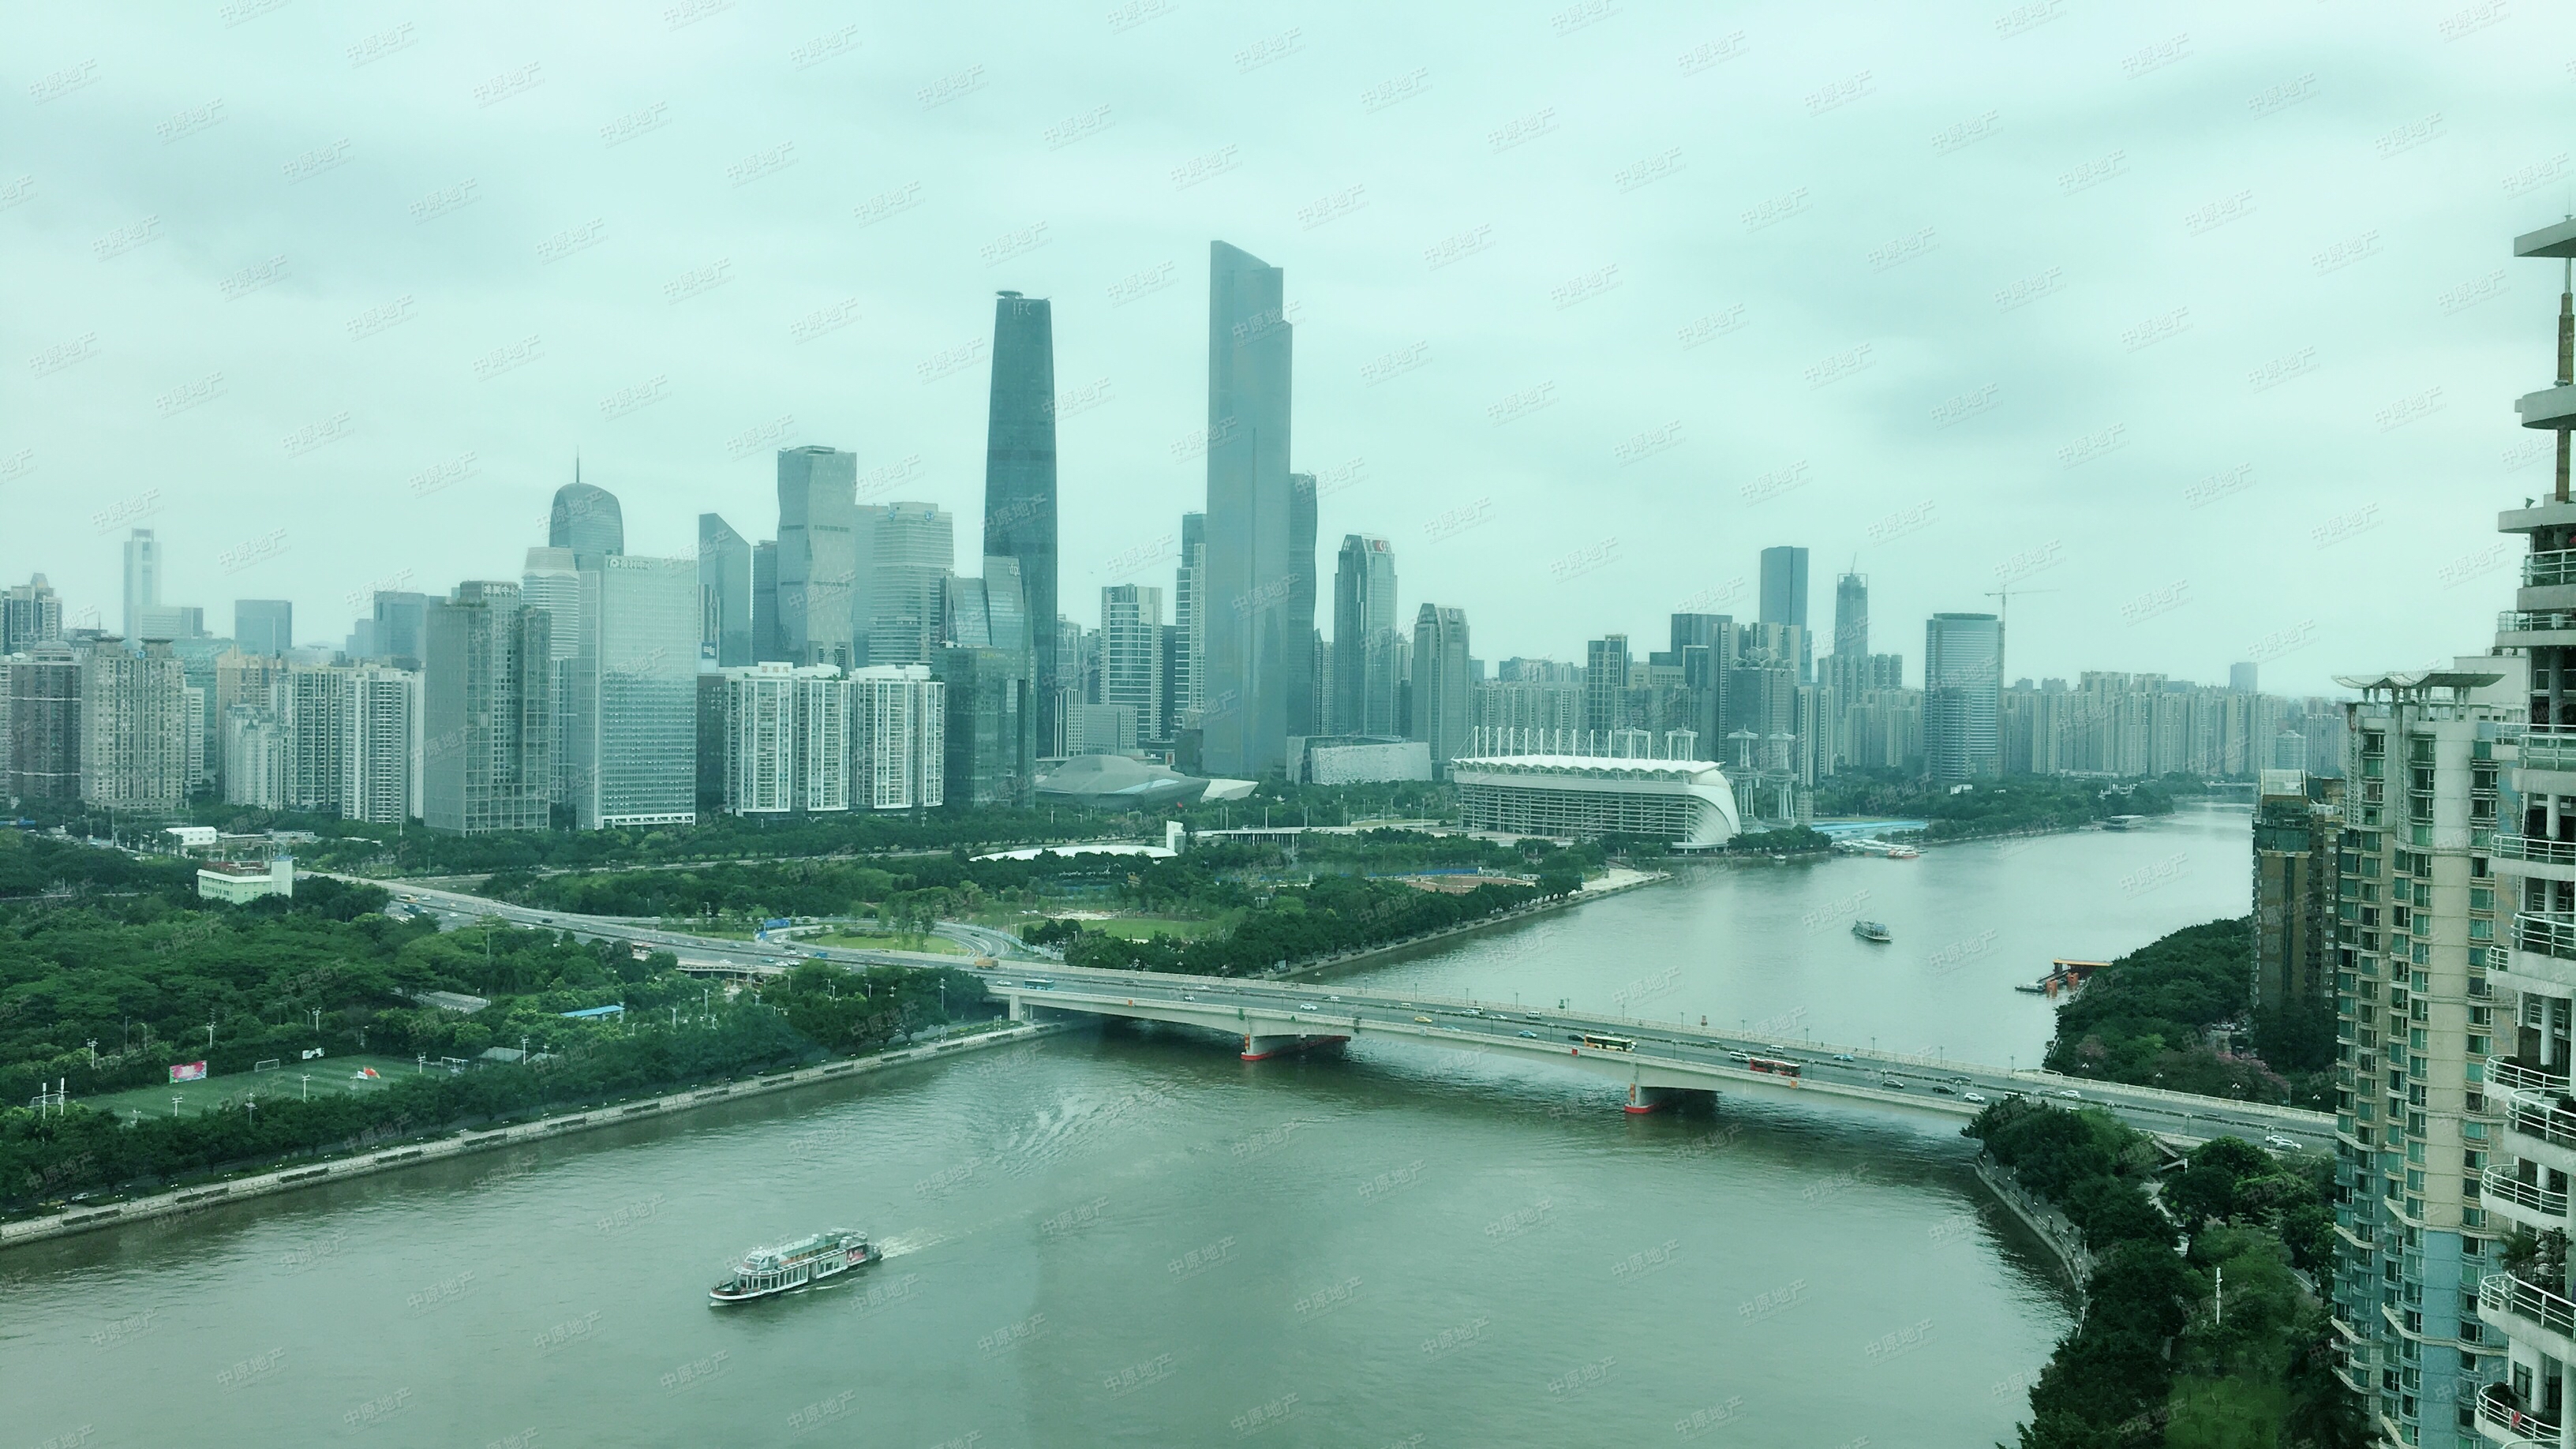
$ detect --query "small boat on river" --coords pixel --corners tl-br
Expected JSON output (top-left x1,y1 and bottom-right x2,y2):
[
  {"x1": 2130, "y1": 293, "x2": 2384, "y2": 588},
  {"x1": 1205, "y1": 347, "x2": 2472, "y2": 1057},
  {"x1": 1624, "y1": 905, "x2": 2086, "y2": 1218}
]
[
  {"x1": 1852, "y1": 919, "x2": 1893, "y2": 943},
  {"x1": 710, "y1": 1229, "x2": 879, "y2": 1305}
]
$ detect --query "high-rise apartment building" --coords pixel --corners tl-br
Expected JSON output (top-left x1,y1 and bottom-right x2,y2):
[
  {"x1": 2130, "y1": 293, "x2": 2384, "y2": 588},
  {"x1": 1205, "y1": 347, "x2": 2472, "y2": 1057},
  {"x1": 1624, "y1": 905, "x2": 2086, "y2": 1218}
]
[
  {"x1": 122, "y1": 530, "x2": 162, "y2": 640},
  {"x1": 715, "y1": 662, "x2": 850, "y2": 814},
  {"x1": 985, "y1": 291, "x2": 1059, "y2": 755},
  {"x1": 235, "y1": 600, "x2": 292, "y2": 657},
  {"x1": 3, "y1": 575, "x2": 63, "y2": 657},
  {"x1": 1200, "y1": 241, "x2": 1297, "y2": 778},
  {"x1": 1585, "y1": 635, "x2": 1631, "y2": 735},
  {"x1": 1102, "y1": 585, "x2": 1166, "y2": 742},
  {"x1": 1410, "y1": 604, "x2": 1470, "y2": 775},
  {"x1": 567, "y1": 556, "x2": 697, "y2": 829},
  {"x1": 1333, "y1": 535, "x2": 1398, "y2": 734},
  {"x1": 6, "y1": 643, "x2": 82, "y2": 803},
  {"x1": 777, "y1": 445, "x2": 859, "y2": 668},
  {"x1": 343, "y1": 665, "x2": 419, "y2": 825},
  {"x1": 857, "y1": 502, "x2": 954, "y2": 667},
  {"x1": 2252, "y1": 769, "x2": 2343, "y2": 1018},
  {"x1": 421, "y1": 582, "x2": 552, "y2": 833},
  {"x1": 698, "y1": 514, "x2": 753, "y2": 666},
  {"x1": 1924, "y1": 612, "x2": 2003, "y2": 781},
  {"x1": 549, "y1": 477, "x2": 625, "y2": 556},
  {"x1": 81, "y1": 641, "x2": 189, "y2": 811},
  {"x1": 1760, "y1": 545, "x2": 1811, "y2": 683},
  {"x1": 851, "y1": 665, "x2": 943, "y2": 810}
]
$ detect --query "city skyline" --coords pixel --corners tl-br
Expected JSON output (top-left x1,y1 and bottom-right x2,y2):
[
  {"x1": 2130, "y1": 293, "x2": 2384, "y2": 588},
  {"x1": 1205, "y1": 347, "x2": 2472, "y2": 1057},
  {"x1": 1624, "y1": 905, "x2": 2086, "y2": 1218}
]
[{"x1": 8, "y1": 3, "x2": 2571, "y2": 696}]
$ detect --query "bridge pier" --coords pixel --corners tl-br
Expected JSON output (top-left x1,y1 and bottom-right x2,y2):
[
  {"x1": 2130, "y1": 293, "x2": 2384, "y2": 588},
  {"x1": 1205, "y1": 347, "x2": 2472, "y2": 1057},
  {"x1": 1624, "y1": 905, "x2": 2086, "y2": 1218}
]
[
  {"x1": 1623, "y1": 1084, "x2": 1681, "y2": 1115},
  {"x1": 1241, "y1": 1033, "x2": 1350, "y2": 1062}
]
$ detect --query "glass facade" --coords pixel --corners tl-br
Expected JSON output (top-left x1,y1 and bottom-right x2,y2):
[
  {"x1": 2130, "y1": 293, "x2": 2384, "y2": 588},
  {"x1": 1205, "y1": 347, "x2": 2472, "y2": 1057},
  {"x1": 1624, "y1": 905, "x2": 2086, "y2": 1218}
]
[{"x1": 571, "y1": 555, "x2": 698, "y2": 829}]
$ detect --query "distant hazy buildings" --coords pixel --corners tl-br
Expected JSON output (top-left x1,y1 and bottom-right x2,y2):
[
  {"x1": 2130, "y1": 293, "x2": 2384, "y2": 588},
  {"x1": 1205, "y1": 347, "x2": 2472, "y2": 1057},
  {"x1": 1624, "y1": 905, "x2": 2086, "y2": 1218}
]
[
  {"x1": 1410, "y1": 604, "x2": 1470, "y2": 774},
  {"x1": 751, "y1": 541, "x2": 782, "y2": 664},
  {"x1": 1287, "y1": 472, "x2": 1318, "y2": 739},
  {"x1": 549, "y1": 477, "x2": 625, "y2": 556},
  {"x1": 858, "y1": 501, "x2": 953, "y2": 667},
  {"x1": 122, "y1": 529, "x2": 161, "y2": 640},
  {"x1": 567, "y1": 555, "x2": 698, "y2": 829},
  {"x1": 777, "y1": 445, "x2": 859, "y2": 668},
  {"x1": 1200, "y1": 241, "x2": 1297, "y2": 778},
  {"x1": 5, "y1": 644, "x2": 81, "y2": 802},
  {"x1": 985, "y1": 291, "x2": 1059, "y2": 752},
  {"x1": 234, "y1": 600, "x2": 292, "y2": 657},
  {"x1": 1101, "y1": 585, "x2": 1166, "y2": 743},
  {"x1": 422, "y1": 582, "x2": 552, "y2": 834},
  {"x1": 1174, "y1": 512, "x2": 1206, "y2": 728},
  {"x1": 698, "y1": 514, "x2": 753, "y2": 667},
  {"x1": 2, "y1": 576, "x2": 62, "y2": 656},
  {"x1": 81, "y1": 641, "x2": 189, "y2": 811},
  {"x1": 1332, "y1": 534, "x2": 1398, "y2": 735},
  {"x1": 1924, "y1": 612, "x2": 2004, "y2": 781},
  {"x1": 1760, "y1": 545, "x2": 1811, "y2": 683},
  {"x1": 1584, "y1": 635, "x2": 1631, "y2": 735}
]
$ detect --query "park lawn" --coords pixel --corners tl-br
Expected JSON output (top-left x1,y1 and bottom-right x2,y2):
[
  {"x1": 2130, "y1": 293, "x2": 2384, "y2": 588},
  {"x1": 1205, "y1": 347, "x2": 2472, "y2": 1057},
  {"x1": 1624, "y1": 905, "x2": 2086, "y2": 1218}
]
[
  {"x1": 82, "y1": 1053, "x2": 432, "y2": 1121},
  {"x1": 2163, "y1": 1374, "x2": 2293, "y2": 1448}
]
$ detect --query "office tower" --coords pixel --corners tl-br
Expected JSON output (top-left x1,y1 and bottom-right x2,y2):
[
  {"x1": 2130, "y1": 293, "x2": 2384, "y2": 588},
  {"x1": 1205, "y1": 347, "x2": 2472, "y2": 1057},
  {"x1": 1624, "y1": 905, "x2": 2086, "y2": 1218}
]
[
  {"x1": 1286, "y1": 472, "x2": 1317, "y2": 738},
  {"x1": 6, "y1": 643, "x2": 82, "y2": 801},
  {"x1": 130, "y1": 605, "x2": 204, "y2": 640},
  {"x1": 567, "y1": 556, "x2": 698, "y2": 829},
  {"x1": 857, "y1": 501, "x2": 954, "y2": 666},
  {"x1": 343, "y1": 619, "x2": 375, "y2": 661},
  {"x1": 752, "y1": 541, "x2": 782, "y2": 662},
  {"x1": 1362, "y1": 630, "x2": 1409, "y2": 737},
  {"x1": 234, "y1": 600, "x2": 291, "y2": 657},
  {"x1": 1333, "y1": 535, "x2": 1398, "y2": 734},
  {"x1": 80, "y1": 640, "x2": 189, "y2": 810},
  {"x1": 716, "y1": 662, "x2": 850, "y2": 814},
  {"x1": 1200, "y1": 240, "x2": 1297, "y2": 777},
  {"x1": 1671, "y1": 612, "x2": 1734, "y2": 754},
  {"x1": 2230, "y1": 661, "x2": 2260, "y2": 694},
  {"x1": 936, "y1": 642, "x2": 1032, "y2": 807},
  {"x1": 1923, "y1": 613, "x2": 2004, "y2": 781},
  {"x1": 1833, "y1": 571, "x2": 1868, "y2": 658},
  {"x1": 1410, "y1": 604, "x2": 1470, "y2": 774},
  {"x1": 850, "y1": 665, "x2": 943, "y2": 809},
  {"x1": 520, "y1": 547, "x2": 582, "y2": 805},
  {"x1": 1163, "y1": 623, "x2": 1187, "y2": 743},
  {"x1": 698, "y1": 514, "x2": 753, "y2": 666},
  {"x1": 549, "y1": 475, "x2": 625, "y2": 556},
  {"x1": 777, "y1": 445, "x2": 859, "y2": 668},
  {"x1": 1058, "y1": 702, "x2": 1139, "y2": 757},
  {"x1": 1101, "y1": 585, "x2": 1166, "y2": 742},
  {"x1": 122, "y1": 529, "x2": 162, "y2": 639},
  {"x1": 4, "y1": 575, "x2": 64, "y2": 655},
  {"x1": 421, "y1": 582, "x2": 552, "y2": 833},
  {"x1": 1584, "y1": 635, "x2": 1631, "y2": 737},
  {"x1": 984, "y1": 290, "x2": 1059, "y2": 754},
  {"x1": 371, "y1": 590, "x2": 432, "y2": 667},
  {"x1": 343, "y1": 665, "x2": 418, "y2": 825},
  {"x1": 1759, "y1": 545, "x2": 1811, "y2": 683},
  {"x1": 983, "y1": 556, "x2": 1032, "y2": 665},
  {"x1": 1174, "y1": 513, "x2": 1206, "y2": 725}
]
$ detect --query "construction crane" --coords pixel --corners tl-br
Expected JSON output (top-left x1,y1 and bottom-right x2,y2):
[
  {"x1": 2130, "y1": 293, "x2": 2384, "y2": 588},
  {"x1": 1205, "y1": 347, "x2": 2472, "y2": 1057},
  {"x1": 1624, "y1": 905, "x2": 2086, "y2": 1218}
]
[{"x1": 1984, "y1": 583, "x2": 2060, "y2": 629}]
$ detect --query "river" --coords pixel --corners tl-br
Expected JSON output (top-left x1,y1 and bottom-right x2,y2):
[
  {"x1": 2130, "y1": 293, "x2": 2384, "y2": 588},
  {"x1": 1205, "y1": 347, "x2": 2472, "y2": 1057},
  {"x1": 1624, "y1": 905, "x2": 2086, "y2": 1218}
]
[{"x1": 0, "y1": 804, "x2": 2252, "y2": 1448}]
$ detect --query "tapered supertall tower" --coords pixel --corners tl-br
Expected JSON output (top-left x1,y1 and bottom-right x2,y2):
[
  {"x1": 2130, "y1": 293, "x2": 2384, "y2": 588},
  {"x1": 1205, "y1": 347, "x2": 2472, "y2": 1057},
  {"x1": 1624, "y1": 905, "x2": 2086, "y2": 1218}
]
[
  {"x1": 1201, "y1": 242, "x2": 1295, "y2": 777},
  {"x1": 984, "y1": 291, "x2": 1057, "y2": 750}
]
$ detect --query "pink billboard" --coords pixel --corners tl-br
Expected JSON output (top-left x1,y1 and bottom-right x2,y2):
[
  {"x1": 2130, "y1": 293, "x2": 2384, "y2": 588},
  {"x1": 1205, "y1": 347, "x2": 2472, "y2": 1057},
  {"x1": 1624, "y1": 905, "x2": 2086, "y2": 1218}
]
[{"x1": 169, "y1": 1061, "x2": 208, "y2": 1083}]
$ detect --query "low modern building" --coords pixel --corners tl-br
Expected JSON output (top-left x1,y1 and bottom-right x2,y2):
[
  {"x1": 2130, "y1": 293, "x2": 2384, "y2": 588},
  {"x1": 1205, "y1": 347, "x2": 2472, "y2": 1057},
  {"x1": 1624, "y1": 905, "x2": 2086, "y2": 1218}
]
[
  {"x1": 197, "y1": 856, "x2": 294, "y2": 904},
  {"x1": 1290, "y1": 736, "x2": 1432, "y2": 784},
  {"x1": 1450, "y1": 754, "x2": 1742, "y2": 848},
  {"x1": 1033, "y1": 754, "x2": 1209, "y2": 811}
]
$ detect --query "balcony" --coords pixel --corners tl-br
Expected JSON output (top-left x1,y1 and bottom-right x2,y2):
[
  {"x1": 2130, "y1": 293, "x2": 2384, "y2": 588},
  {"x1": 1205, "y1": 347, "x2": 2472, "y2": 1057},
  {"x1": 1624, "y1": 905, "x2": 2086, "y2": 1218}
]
[
  {"x1": 2501, "y1": 609, "x2": 2576, "y2": 644},
  {"x1": 2496, "y1": 835, "x2": 2576, "y2": 867},
  {"x1": 2481, "y1": 1271, "x2": 2576, "y2": 1361},
  {"x1": 2478, "y1": 1382, "x2": 2563, "y2": 1446},
  {"x1": 2518, "y1": 729, "x2": 2576, "y2": 776},
  {"x1": 2505, "y1": 1091, "x2": 2576, "y2": 1178},
  {"x1": 2518, "y1": 913, "x2": 2576, "y2": 961},
  {"x1": 2526, "y1": 550, "x2": 2576, "y2": 588},
  {"x1": 2481, "y1": 1166, "x2": 2571, "y2": 1233},
  {"x1": 2492, "y1": 1057, "x2": 2574, "y2": 1096}
]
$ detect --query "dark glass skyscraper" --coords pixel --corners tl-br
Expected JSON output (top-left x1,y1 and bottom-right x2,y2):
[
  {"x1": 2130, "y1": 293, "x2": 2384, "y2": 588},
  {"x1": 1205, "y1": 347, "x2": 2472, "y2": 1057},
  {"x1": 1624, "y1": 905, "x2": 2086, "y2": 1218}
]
[
  {"x1": 983, "y1": 291, "x2": 1058, "y2": 756},
  {"x1": 697, "y1": 514, "x2": 752, "y2": 666},
  {"x1": 1758, "y1": 545, "x2": 1810, "y2": 682},
  {"x1": 1332, "y1": 534, "x2": 1397, "y2": 734},
  {"x1": 549, "y1": 474, "x2": 625, "y2": 556},
  {"x1": 1288, "y1": 472, "x2": 1317, "y2": 738},
  {"x1": 751, "y1": 541, "x2": 781, "y2": 662},
  {"x1": 1201, "y1": 242, "x2": 1295, "y2": 777}
]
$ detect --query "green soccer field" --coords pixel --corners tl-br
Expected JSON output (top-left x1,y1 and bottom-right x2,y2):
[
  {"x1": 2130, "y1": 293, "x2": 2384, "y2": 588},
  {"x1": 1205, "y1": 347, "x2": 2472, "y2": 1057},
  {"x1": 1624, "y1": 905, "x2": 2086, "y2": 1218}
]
[{"x1": 84, "y1": 1054, "x2": 433, "y2": 1121}]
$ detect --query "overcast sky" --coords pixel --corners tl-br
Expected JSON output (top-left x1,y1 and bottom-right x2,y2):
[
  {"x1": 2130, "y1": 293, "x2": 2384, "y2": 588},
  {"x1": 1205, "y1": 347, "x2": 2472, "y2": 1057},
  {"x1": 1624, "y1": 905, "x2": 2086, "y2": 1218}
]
[{"x1": 5, "y1": 0, "x2": 2573, "y2": 696}]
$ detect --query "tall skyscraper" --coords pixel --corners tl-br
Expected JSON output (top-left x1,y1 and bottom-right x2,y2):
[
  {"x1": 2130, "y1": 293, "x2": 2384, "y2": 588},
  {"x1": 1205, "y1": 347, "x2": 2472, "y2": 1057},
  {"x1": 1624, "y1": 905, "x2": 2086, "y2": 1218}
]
[
  {"x1": 857, "y1": 502, "x2": 954, "y2": 666},
  {"x1": 752, "y1": 540, "x2": 781, "y2": 662},
  {"x1": 1200, "y1": 241, "x2": 1296, "y2": 777},
  {"x1": 1410, "y1": 604, "x2": 1470, "y2": 773},
  {"x1": 2230, "y1": 661, "x2": 2260, "y2": 694},
  {"x1": 698, "y1": 514, "x2": 753, "y2": 666},
  {"x1": 1333, "y1": 534, "x2": 1398, "y2": 734},
  {"x1": 1760, "y1": 545, "x2": 1811, "y2": 683},
  {"x1": 122, "y1": 529, "x2": 162, "y2": 640},
  {"x1": 1584, "y1": 635, "x2": 1631, "y2": 737},
  {"x1": 235, "y1": 599, "x2": 292, "y2": 657},
  {"x1": 81, "y1": 640, "x2": 189, "y2": 811},
  {"x1": 984, "y1": 291, "x2": 1059, "y2": 756},
  {"x1": 6, "y1": 643, "x2": 82, "y2": 802},
  {"x1": 777, "y1": 445, "x2": 859, "y2": 668},
  {"x1": 421, "y1": 581, "x2": 552, "y2": 833},
  {"x1": 549, "y1": 474, "x2": 625, "y2": 556},
  {"x1": 3, "y1": 575, "x2": 63, "y2": 656},
  {"x1": 1671, "y1": 613, "x2": 1734, "y2": 752},
  {"x1": 1833, "y1": 571, "x2": 1868, "y2": 657},
  {"x1": 567, "y1": 556, "x2": 698, "y2": 829},
  {"x1": 1287, "y1": 472, "x2": 1318, "y2": 738},
  {"x1": 343, "y1": 665, "x2": 419, "y2": 825},
  {"x1": 521, "y1": 547, "x2": 582, "y2": 804},
  {"x1": 1174, "y1": 512, "x2": 1206, "y2": 727},
  {"x1": 1101, "y1": 585, "x2": 1166, "y2": 742},
  {"x1": 1924, "y1": 612, "x2": 2003, "y2": 781}
]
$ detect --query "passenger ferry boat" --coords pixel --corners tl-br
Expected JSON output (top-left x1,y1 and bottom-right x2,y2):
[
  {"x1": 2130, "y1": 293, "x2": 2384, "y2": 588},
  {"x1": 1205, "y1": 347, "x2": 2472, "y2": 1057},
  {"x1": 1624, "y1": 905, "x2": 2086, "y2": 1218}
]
[
  {"x1": 1852, "y1": 919, "x2": 1893, "y2": 943},
  {"x1": 709, "y1": 1230, "x2": 879, "y2": 1305}
]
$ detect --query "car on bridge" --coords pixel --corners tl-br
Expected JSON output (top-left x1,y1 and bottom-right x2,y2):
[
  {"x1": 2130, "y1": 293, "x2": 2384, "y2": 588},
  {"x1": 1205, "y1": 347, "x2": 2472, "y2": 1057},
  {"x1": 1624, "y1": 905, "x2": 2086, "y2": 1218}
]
[
  {"x1": 1414, "y1": 1016, "x2": 1433, "y2": 1024},
  {"x1": 1518, "y1": 1031, "x2": 1540, "y2": 1039},
  {"x1": 2264, "y1": 1133, "x2": 2301, "y2": 1150},
  {"x1": 1963, "y1": 1092, "x2": 1989, "y2": 1104}
]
